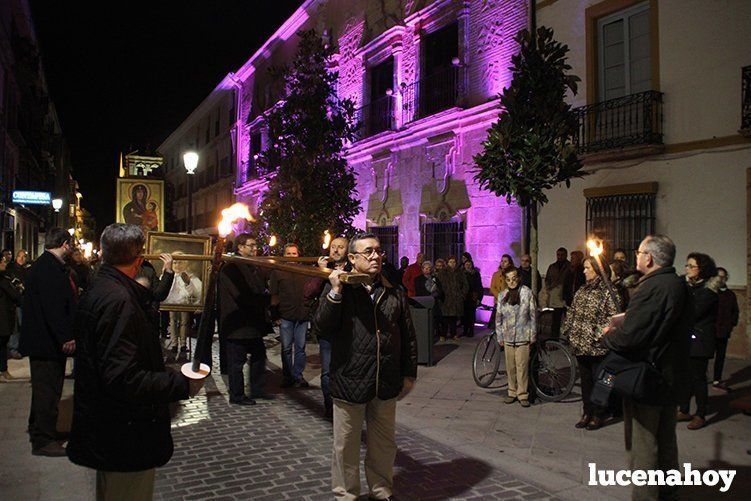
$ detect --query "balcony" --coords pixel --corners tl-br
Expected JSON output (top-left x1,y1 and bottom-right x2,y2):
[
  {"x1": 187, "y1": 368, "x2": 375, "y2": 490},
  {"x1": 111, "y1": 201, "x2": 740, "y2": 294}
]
[
  {"x1": 401, "y1": 65, "x2": 463, "y2": 125},
  {"x1": 741, "y1": 66, "x2": 751, "y2": 137},
  {"x1": 353, "y1": 95, "x2": 395, "y2": 140},
  {"x1": 574, "y1": 90, "x2": 664, "y2": 162}
]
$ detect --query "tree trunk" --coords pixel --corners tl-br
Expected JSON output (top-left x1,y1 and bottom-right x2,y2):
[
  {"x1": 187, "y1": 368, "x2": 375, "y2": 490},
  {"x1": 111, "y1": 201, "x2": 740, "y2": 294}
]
[{"x1": 530, "y1": 203, "x2": 539, "y2": 298}]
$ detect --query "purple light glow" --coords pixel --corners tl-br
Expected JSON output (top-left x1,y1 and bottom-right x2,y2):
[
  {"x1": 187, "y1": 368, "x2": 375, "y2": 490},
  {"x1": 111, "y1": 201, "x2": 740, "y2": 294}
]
[{"x1": 233, "y1": 1, "x2": 528, "y2": 299}]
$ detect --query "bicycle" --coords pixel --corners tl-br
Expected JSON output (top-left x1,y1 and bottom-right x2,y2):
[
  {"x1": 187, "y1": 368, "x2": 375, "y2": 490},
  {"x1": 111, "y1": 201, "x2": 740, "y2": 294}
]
[{"x1": 472, "y1": 309, "x2": 577, "y2": 402}]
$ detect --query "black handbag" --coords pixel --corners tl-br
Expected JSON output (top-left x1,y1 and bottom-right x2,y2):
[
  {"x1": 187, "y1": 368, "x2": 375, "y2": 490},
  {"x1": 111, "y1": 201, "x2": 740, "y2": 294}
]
[{"x1": 591, "y1": 344, "x2": 669, "y2": 406}]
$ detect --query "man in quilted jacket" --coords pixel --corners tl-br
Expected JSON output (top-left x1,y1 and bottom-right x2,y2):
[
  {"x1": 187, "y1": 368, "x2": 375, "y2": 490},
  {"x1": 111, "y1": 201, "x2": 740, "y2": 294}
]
[{"x1": 312, "y1": 232, "x2": 418, "y2": 501}]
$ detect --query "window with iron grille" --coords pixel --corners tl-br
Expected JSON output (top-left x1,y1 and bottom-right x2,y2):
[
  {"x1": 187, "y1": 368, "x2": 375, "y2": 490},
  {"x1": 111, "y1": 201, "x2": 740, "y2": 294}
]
[
  {"x1": 586, "y1": 192, "x2": 655, "y2": 266},
  {"x1": 421, "y1": 221, "x2": 465, "y2": 264},
  {"x1": 370, "y1": 225, "x2": 399, "y2": 266}
]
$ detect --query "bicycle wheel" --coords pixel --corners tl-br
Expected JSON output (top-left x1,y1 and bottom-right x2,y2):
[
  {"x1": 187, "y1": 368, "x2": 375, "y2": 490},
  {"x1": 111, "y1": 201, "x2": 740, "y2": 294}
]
[
  {"x1": 530, "y1": 339, "x2": 577, "y2": 402},
  {"x1": 473, "y1": 334, "x2": 501, "y2": 387}
]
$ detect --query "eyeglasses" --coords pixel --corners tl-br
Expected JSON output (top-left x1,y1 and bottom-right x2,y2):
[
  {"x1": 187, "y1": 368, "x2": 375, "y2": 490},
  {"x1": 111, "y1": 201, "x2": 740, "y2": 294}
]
[
  {"x1": 351, "y1": 248, "x2": 383, "y2": 260},
  {"x1": 684, "y1": 264, "x2": 699, "y2": 269},
  {"x1": 634, "y1": 250, "x2": 648, "y2": 257}
]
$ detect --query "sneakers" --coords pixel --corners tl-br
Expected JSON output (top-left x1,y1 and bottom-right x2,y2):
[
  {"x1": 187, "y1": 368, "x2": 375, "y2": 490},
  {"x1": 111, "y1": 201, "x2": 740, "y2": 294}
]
[{"x1": 32, "y1": 441, "x2": 67, "y2": 457}]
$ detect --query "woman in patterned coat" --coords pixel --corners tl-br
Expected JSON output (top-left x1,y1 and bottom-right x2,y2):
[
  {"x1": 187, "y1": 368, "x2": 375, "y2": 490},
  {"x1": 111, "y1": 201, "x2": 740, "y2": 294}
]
[
  {"x1": 495, "y1": 268, "x2": 537, "y2": 407},
  {"x1": 562, "y1": 256, "x2": 621, "y2": 430}
]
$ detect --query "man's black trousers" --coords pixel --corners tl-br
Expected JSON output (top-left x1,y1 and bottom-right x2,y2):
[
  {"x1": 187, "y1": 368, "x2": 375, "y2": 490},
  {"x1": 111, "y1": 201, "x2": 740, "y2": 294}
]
[
  {"x1": 226, "y1": 338, "x2": 267, "y2": 400},
  {"x1": 28, "y1": 358, "x2": 66, "y2": 450}
]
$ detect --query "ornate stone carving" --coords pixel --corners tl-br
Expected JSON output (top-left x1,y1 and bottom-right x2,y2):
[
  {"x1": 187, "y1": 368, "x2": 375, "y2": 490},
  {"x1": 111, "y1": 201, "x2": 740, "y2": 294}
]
[
  {"x1": 426, "y1": 137, "x2": 460, "y2": 195},
  {"x1": 338, "y1": 17, "x2": 366, "y2": 102},
  {"x1": 479, "y1": 0, "x2": 499, "y2": 12},
  {"x1": 371, "y1": 157, "x2": 394, "y2": 203},
  {"x1": 476, "y1": 18, "x2": 503, "y2": 55},
  {"x1": 483, "y1": 60, "x2": 503, "y2": 95}
]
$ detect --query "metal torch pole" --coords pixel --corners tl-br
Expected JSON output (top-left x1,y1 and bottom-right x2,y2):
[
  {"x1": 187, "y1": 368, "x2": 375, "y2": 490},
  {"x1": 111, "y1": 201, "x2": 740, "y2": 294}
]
[
  {"x1": 182, "y1": 235, "x2": 226, "y2": 379},
  {"x1": 591, "y1": 253, "x2": 623, "y2": 314}
]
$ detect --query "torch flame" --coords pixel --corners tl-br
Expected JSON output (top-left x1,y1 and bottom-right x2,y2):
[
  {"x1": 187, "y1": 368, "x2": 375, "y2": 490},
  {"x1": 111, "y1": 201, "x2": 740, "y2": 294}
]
[
  {"x1": 322, "y1": 230, "x2": 331, "y2": 250},
  {"x1": 218, "y1": 203, "x2": 254, "y2": 238},
  {"x1": 587, "y1": 239, "x2": 604, "y2": 257},
  {"x1": 269, "y1": 235, "x2": 277, "y2": 247}
]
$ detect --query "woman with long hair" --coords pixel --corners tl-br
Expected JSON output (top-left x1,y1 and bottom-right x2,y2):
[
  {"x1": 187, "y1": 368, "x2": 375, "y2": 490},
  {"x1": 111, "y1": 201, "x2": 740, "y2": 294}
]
[{"x1": 495, "y1": 267, "x2": 536, "y2": 407}]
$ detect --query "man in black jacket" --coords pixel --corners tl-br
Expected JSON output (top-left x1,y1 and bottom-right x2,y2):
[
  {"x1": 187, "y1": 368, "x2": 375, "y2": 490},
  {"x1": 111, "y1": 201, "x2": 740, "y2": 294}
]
[
  {"x1": 67, "y1": 223, "x2": 202, "y2": 499},
  {"x1": 307, "y1": 236, "x2": 350, "y2": 419},
  {"x1": 313, "y1": 233, "x2": 418, "y2": 500},
  {"x1": 20, "y1": 228, "x2": 76, "y2": 457},
  {"x1": 218, "y1": 233, "x2": 271, "y2": 405},
  {"x1": 603, "y1": 234, "x2": 691, "y2": 501}
]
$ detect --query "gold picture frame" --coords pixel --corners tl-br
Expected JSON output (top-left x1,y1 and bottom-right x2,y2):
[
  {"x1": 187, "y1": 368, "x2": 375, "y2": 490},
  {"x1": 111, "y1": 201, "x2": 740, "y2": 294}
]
[
  {"x1": 146, "y1": 232, "x2": 211, "y2": 312},
  {"x1": 115, "y1": 178, "x2": 165, "y2": 233}
]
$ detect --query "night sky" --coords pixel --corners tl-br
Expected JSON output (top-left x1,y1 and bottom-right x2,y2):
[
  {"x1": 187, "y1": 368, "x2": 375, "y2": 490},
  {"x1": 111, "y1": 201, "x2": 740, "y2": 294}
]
[{"x1": 30, "y1": 0, "x2": 300, "y2": 231}]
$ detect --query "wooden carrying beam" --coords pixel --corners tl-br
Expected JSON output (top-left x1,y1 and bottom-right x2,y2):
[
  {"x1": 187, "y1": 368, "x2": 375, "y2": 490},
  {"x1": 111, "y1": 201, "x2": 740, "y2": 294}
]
[{"x1": 143, "y1": 253, "x2": 371, "y2": 285}]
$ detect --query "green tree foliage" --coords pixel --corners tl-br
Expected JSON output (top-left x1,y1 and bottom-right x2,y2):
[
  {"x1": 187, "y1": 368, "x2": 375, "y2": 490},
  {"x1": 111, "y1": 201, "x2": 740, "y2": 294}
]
[
  {"x1": 473, "y1": 27, "x2": 584, "y2": 290},
  {"x1": 474, "y1": 26, "x2": 584, "y2": 207},
  {"x1": 257, "y1": 29, "x2": 360, "y2": 255}
]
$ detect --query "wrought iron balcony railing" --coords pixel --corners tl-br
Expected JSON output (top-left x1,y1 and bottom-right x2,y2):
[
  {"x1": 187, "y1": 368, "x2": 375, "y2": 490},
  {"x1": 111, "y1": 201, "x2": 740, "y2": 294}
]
[
  {"x1": 402, "y1": 66, "x2": 463, "y2": 125},
  {"x1": 742, "y1": 65, "x2": 751, "y2": 132},
  {"x1": 573, "y1": 90, "x2": 663, "y2": 155},
  {"x1": 353, "y1": 94, "x2": 395, "y2": 140}
]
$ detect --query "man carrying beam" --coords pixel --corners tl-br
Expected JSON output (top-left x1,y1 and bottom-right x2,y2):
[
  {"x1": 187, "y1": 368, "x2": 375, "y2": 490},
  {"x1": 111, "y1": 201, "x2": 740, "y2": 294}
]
[{"x1": 312, "y1": 232, "x2": 418, "y2": 500}]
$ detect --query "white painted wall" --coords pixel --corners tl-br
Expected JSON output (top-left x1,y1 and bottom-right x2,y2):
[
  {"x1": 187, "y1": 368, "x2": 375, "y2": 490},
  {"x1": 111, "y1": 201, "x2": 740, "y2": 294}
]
[
  {"x1": 538, "y1": 0, "x2": 751, "y2": 142},
  {"x1": 659, "y1": 0, "x2": 751, "y2": 143},
  {"x1": 538, "y1": 147, "x2": 751, "y2": 287}
]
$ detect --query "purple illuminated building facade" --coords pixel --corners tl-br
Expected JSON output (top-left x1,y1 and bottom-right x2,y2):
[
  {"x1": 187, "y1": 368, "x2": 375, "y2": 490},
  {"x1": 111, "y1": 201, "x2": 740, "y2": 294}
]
[{"x1": 233, "y1": 0, "x2": 528, "y2": 287}]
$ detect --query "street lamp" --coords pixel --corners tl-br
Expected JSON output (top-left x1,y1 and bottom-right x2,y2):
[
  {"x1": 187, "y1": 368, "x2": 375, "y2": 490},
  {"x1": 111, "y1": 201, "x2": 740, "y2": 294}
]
[
  {"x1": 183, "y1": 151, "x2": 199, "y2": 234},
  {"x1": 51, "y1": 198, "x2": 63, "y2": 227}
]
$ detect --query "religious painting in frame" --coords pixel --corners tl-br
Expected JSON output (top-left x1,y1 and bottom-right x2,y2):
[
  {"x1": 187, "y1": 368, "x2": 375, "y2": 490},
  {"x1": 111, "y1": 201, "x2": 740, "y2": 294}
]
[
  {"x1": 115, "y1": 178, "x2": 165, "y2": 234},
  {"x1": 146, "y1": 232, "x2": 211, "y2": 312}
]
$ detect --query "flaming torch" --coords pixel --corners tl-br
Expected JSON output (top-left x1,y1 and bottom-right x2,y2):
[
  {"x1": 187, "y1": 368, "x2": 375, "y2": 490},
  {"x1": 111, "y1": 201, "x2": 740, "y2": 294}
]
[
  {"x1": 322, "y1": 230, "x2": 331, "y2": 250},
  {"x1": 586, "y1": 238, "x2": 623, "y2": 314},
  {"x1": 181, "y1": 203, "x2": 254, "y2": 380}
]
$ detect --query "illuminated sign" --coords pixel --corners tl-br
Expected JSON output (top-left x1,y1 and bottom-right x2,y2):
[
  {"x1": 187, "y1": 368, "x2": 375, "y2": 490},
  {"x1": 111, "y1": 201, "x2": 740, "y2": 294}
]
[{"x1": 12, "y1": 191, "x2": 52, "y2": 205}]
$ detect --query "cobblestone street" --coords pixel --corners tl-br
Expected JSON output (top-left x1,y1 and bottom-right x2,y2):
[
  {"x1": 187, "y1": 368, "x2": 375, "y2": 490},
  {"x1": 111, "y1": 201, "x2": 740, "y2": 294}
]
[
  {"x1": 2, "y1": 332, "x2": 750, "y2": 500},
  {"x1": 155, "y1": 340, "x2": 557, "y2": 500},
  {"x1": 158, "y1": 380, "x2": 554, "y2": 500}
]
